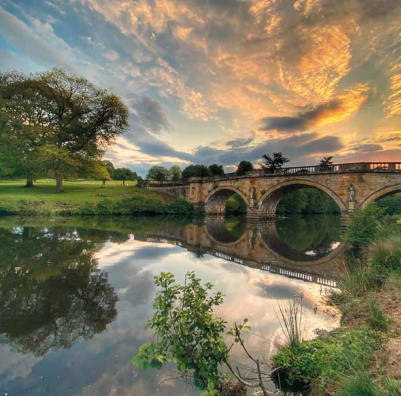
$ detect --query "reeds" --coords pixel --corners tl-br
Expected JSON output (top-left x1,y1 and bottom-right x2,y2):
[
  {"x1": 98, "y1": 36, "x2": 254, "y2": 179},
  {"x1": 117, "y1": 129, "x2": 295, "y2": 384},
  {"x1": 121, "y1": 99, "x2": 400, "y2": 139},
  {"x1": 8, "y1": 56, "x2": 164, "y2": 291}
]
[{"x1": 277, "y1": 294, "x2": 305, "y2": 348}]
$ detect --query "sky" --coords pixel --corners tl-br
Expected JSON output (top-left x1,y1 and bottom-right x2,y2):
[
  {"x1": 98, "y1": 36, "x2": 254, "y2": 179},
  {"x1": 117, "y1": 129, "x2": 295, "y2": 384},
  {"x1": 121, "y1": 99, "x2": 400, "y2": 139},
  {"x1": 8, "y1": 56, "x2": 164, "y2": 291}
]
[{"x1": 0, "y1": 0, "x2": 400, "y2": 175}]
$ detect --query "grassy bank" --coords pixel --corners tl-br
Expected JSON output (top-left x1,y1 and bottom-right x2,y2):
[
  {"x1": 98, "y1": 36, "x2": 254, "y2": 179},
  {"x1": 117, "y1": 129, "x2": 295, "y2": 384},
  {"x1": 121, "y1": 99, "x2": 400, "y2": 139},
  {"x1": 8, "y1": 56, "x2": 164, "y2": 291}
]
[
  {"x1": 272, "y1": 208, "x2": 401, "y2": 395},
  {"x1": 0, "y1": 180, "x2": 193, "y2": 216}
]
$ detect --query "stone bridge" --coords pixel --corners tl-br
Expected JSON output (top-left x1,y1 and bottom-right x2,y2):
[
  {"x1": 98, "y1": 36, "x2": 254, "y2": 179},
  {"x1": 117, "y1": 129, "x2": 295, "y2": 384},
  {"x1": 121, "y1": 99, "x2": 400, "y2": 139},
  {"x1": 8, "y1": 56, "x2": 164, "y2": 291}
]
[{"x1": 145, "y1": 162, "x2": 401, "y2": 221}]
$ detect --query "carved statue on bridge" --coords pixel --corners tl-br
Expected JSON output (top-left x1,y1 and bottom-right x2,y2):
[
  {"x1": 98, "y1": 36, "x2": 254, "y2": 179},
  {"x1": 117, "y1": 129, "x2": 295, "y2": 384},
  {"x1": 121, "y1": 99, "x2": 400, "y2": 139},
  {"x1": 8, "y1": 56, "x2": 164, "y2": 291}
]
[{"x1": 349, "y1": 184, "x2": 356, "y2": 202}]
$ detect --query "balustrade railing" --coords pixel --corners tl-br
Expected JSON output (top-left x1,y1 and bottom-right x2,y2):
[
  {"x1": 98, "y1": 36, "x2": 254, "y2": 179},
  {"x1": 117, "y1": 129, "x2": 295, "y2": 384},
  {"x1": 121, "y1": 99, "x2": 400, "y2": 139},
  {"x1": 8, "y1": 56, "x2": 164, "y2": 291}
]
[{"x1": 144, "y1": 162, "x2": 401, "y2": 186}]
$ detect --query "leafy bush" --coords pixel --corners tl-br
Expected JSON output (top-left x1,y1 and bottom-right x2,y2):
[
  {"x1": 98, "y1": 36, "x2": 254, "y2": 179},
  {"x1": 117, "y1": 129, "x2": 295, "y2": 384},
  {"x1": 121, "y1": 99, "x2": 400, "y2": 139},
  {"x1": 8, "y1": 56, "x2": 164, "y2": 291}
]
[
  {"x1": 73, "y1": 197, "x2": 194, "y2": 216},
  {"x1": 272, "y1": 328, "x2": 384, "y2": 392},
  {"x1": 343, "y1": 204, "x2": 383, "y2": 247},
  {"x1": 132, "y1": 272, "x2": 228, "y2": 391}
]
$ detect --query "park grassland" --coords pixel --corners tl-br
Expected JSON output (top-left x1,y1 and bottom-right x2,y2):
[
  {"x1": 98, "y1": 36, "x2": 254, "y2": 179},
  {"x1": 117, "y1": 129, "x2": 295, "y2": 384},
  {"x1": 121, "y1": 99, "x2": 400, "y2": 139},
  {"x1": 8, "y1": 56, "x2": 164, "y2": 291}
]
[{"x1": 0, "y1": 179, "x2": 193, "y2": 216}]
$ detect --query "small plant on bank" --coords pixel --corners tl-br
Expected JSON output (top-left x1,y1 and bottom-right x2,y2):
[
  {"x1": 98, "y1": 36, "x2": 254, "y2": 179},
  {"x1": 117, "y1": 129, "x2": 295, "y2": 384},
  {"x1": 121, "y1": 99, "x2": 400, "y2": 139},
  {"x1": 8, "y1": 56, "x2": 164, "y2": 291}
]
[
  {"x1": 338, "y1": 373, "x2": 401, "y2": 396},
  {"x1": 277, "y1": 295, "x2": 304, "y2": 348},
  {"x1": 132, "y1": 272, "x2": 279, "y2": 396}
]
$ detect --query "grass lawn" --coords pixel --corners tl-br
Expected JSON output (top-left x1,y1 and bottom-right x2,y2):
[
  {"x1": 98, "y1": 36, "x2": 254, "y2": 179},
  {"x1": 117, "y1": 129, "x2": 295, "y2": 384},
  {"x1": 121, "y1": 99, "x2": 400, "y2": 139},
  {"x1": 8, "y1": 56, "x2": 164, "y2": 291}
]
[{"x1": 0, "y1": 179, "x2": 174, "y2": 213}]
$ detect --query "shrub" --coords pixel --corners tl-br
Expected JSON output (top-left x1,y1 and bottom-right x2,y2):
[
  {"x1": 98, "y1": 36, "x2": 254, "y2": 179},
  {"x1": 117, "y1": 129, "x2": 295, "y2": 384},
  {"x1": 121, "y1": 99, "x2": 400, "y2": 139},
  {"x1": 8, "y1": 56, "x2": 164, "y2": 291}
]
[
  {"x1": 343, "y1": 204, "x2": 383, "y2": 247},
  {"x1": 132, "y1": 272, "x2": 228, "y2": 391},
  {"x1": 72, "y1": 197, "x2": 194, "y2": 216},
  {"x1": 272, "y1": 328, "x2": 384, "y2": 392}
]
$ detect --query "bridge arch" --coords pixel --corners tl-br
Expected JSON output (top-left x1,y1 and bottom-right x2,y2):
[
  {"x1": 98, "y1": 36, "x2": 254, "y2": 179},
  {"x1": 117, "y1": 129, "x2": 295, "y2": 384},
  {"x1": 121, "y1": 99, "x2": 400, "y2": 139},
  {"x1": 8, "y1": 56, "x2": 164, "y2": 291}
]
[
  {"x1": 205, "y1": 186, "x2": 250, "y2": 215},
  {"x1": 204, "y1": 219, "x2": 249, "y2": 246},
  {"x1": 256, "y1": 179, "x2": 347, "y2": 217},
  {"x1": 361, "y1": 183, "x2": 401, "y2": 209}
]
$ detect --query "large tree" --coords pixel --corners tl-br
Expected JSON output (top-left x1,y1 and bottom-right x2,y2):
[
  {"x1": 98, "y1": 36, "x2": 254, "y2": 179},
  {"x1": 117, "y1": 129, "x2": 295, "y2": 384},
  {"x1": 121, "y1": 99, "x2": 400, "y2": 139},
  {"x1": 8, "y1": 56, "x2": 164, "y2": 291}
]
[
  {"x1": 170, "y1": 165, "x2": 183, "y2": 182},
  {"x1": 113, "y1": 167, "x2": 138, "y2": 185},
  {"x1": 260, "y1": 152, "x2": 289, "y2": 173},
  {"x1": 146, "y1": 165, "x2": 170, "y2": 183},
  {"x1": 208, "y1": 164, "x2": 225, "y2": 177},
  {"x1": 0, "y1": 69, "x2": 129, "y2": 191}
]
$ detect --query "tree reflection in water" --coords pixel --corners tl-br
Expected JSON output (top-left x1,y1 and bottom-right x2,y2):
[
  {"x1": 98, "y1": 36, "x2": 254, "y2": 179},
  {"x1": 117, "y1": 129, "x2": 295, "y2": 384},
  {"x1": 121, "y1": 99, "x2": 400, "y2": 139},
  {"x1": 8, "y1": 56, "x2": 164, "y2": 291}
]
[{"x1": 0, "y1": 226, "x2": 121, "y2": 356}]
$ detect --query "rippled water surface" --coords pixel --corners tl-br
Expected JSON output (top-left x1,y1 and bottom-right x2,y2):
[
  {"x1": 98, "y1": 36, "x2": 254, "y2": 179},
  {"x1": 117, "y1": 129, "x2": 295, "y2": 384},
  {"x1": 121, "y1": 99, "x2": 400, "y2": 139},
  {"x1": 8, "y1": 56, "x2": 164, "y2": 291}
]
[{"x1": 0, "y1": 215, "x2": 344, "y2": 395}]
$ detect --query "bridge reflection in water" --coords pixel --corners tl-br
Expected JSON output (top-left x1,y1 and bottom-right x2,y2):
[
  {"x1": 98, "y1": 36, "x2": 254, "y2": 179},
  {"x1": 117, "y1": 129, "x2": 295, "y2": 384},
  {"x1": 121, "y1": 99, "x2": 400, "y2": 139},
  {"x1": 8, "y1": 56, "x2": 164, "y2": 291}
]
[{"x1": 135, "y1": 215, "x2": 345, "y2": 288}]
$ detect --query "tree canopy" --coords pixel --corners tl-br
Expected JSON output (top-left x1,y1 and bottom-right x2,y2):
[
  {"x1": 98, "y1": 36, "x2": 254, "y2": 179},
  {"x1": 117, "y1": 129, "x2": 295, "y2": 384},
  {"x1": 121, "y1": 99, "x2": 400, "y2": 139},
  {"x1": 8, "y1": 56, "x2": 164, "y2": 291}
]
[
  {"x1": 237, "y1": 160, "x2": 254, "y2": 175},
  {"x1": 208, "y1": 164, "x2": 225, "y2": 177},
  {"x1": 0, "y1": 68, "x2": 129, "y2": 191},
  {"x1": 260, "y1": 152, "x2": 289, "y2": 173},
  {"x1": 146, "y1": 165, "x2": 170, "y2": 183},
  {"x1": 113, "y1": 167, "x2": 138, "y2": 185},
  {"x1": 170, "y1": 165, "x2": 183, "y2": 181}
]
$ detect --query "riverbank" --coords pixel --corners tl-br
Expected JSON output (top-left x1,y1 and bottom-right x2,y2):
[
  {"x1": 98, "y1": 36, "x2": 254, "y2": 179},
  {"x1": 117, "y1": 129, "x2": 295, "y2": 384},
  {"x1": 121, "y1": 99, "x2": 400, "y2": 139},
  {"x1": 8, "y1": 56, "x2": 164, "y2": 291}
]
[
  {"x1": 0, "y1": 180, "x2": 193, "y2": 216},
  {"x1": 272, "y1": 212, "x2": 401, "y2": 395}
]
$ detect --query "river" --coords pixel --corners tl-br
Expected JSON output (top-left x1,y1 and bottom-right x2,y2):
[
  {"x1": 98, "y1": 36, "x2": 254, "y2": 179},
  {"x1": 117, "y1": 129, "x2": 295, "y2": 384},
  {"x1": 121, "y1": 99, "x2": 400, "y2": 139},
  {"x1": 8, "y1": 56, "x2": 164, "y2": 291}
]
[{"x1": 0, "y1": 215, "x2": 344, "y2": 395}]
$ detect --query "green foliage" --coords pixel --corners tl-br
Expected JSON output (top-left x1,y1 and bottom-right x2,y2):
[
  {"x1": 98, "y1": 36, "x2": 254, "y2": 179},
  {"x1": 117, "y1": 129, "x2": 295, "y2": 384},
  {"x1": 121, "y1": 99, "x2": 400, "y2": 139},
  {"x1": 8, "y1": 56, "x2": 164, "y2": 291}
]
[
  {"x1": 132, "y1": 272, "x2": 229, "y2": 391},
  {"x1": 146, "y1": 165, "x2": 170, "y2": 183},
  {"x1": 260, "y1": 152, "x2": 289, "y2": 173},
  {"x1": 377, "y1": 193, "x2": 401, "y2": 216},
  {"x1": 0, "y1": 69, "x2": 129, "y2": 191},
  {"x1": 182, "y1": 165, "x2": 211, "y2": 179},
  {"x1": 276, "y1": 215, "x2": 341, "y2": 253},
  {"x1": 74, "y1": 197, "x2": 193, "y2": 216},
  {"x1": 277, "y1": 188, "x2": 341, "y2": 214},
  {"x1": 333, "y1": 258, "x2": 376, "y2": 301},
  {"x1": 368, "y1": 233, "x2": 401, "y2": 283},
  {"x1": 343, "y1": 204, "x2": 383, "y2": 247},
  {"x1": 367, "y1": 299, "x2": 390, "y2": 332},
  {"x1": 236, "y1": 160, "x2": 254, "y2": 175},
  {"x1": 338, "y1": 373, "x2": 401, "y2": 396},
  {"x1": 319, "y1": 156, "x2": 334, "y2": 172},
  {"x1": 113, "y1": 167, "x2": 138, "y2": 182},
  {"x1": 225, "y1": 194, "x2": 247, "y2": 214},
  {"x1": 208, "y1": 164, "x2": 225, "y2": 177},
  {"x1": 272, "y1": 327, "x2": 384, "y2": 392},
  {"x1": 170, "y1": 165, "x2": 183, "y2": 182}
]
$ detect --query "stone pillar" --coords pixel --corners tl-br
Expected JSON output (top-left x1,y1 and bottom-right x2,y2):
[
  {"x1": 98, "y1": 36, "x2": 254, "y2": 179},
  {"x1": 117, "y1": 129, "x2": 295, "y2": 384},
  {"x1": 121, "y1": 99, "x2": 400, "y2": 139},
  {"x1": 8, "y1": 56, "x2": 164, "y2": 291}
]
[{"x1": 193, "y1": 203, "x2": 205, "y2": 216}]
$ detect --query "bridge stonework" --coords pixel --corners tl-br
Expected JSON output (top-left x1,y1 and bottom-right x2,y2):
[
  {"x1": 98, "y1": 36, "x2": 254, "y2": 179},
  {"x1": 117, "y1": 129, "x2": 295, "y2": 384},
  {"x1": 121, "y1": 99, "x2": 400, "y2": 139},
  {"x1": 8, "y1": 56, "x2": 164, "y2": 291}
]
[{"x1": 144, "y1": 163, "x2": 401, "y2": 223}]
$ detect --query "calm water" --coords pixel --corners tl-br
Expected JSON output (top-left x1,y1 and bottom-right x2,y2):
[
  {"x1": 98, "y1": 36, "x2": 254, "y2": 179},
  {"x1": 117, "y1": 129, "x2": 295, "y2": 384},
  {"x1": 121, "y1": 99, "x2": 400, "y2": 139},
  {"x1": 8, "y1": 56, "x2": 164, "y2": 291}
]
[{"x1": 0, "y1": 215, "x2": 344, "y2": 396}]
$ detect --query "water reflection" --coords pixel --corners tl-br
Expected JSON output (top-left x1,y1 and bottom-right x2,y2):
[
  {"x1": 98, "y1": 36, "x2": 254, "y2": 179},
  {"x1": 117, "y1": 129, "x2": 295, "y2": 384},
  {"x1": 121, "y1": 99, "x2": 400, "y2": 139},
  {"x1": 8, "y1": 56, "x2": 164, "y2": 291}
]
[
  {"x1": 0, "y1": 227, "x2": 118, "y2": 356},
  {"x1": 0, "y1": 216, "x2": 342, "y2": 396}
]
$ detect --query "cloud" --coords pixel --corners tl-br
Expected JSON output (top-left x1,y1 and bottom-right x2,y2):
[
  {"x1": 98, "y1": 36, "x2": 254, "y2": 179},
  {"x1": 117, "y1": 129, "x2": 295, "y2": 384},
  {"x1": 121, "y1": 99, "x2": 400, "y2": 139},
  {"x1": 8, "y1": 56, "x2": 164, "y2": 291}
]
[
  {"x1": 259, "y1": 84, "x2": 369, "y2": 133},
  {"x1": 131, "y1": 96, "x2": 173, "y2": 133},
  {"x1": 0, "y1": 7, "x2": 78, "y2": 71}
]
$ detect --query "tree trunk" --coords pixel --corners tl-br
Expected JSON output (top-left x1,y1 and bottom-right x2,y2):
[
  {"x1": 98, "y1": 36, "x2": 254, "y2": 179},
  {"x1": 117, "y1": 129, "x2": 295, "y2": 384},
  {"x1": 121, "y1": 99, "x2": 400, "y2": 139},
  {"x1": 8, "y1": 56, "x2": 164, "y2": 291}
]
[
  {"x1": 25, "y1": 178, "x2": 34, "y2": 188},
  {"x1": 56, "y1": 177, "x2": 63, "y2": 192},
  {"x1": 123, "y1": 180, "x2": 125, "y2": 186},
  {"x1": 102, "y1": 180, "x2": 106, "y2": 187}
]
